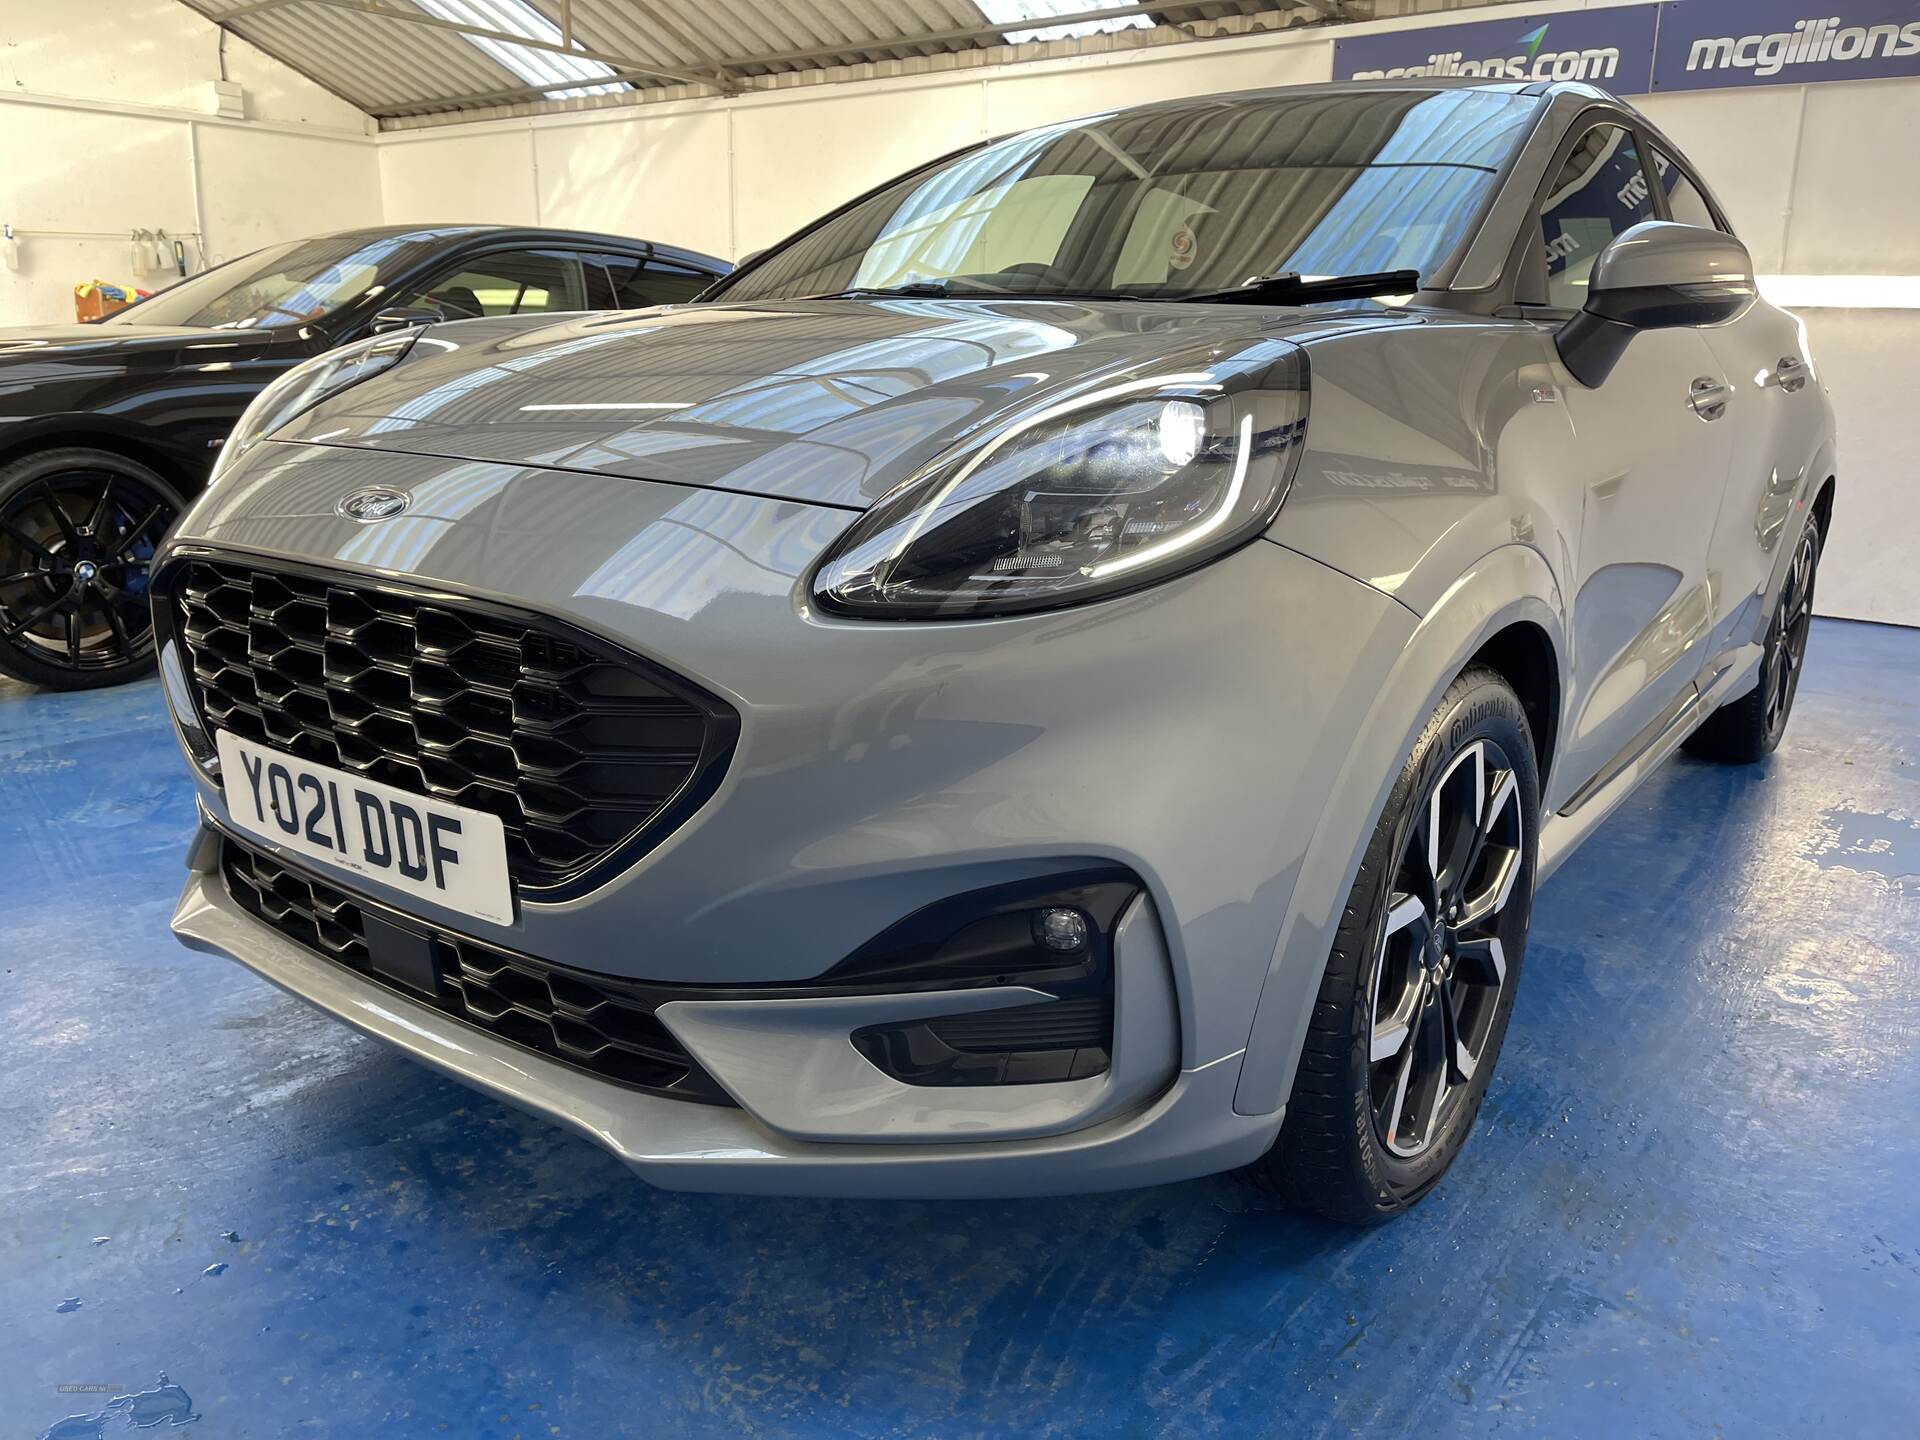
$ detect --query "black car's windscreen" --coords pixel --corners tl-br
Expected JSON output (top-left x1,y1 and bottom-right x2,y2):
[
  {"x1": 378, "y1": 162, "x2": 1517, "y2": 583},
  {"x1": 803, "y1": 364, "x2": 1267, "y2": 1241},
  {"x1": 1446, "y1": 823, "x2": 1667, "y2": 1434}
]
[
  {"x1": 717, "y1": 90, "x2": 1537, "y2": 303},
  {"x1": 112, "y1": 229, "x2": 473, "y2": 330}
]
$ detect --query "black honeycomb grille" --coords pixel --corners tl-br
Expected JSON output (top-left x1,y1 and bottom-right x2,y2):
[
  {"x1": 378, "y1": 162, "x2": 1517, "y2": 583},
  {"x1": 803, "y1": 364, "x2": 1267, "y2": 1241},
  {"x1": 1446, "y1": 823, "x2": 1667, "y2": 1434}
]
[
  {"x1": 163, "y1": 556, "x2": 736, "y2": 895},
  {"x1": 221, "y1": 839, "x2": 730, "y2": 1102}
]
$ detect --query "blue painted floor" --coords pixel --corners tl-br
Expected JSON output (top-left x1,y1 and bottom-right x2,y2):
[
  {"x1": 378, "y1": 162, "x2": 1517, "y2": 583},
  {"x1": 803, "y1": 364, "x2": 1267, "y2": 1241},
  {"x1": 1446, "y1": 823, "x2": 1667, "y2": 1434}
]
[{"x1": 3, "y1": 617, "x2": 1916, "y2": 1438}]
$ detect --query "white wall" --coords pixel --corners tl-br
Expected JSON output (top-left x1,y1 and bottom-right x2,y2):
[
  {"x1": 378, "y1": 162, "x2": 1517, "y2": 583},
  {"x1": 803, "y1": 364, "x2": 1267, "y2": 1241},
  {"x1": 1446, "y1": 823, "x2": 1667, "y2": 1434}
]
[{"x1": 0, "y1": 0, "x2": 378, "y2": 326}]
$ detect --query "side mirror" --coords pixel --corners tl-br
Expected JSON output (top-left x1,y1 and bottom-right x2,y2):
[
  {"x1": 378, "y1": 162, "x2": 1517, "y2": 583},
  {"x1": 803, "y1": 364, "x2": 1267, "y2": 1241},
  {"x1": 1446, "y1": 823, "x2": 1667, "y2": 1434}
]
[
  {"x1": 1557, "y1": 222, "x2": 1756, "y2": 388},
  {"x1": 368, "y1": 303, "x2": 446, "y2": 335}
]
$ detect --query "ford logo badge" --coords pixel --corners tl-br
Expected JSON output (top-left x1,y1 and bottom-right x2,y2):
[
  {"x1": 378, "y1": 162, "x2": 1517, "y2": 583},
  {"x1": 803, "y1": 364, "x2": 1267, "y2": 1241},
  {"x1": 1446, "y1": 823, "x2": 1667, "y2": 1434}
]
[{"x1": 336, "y1": 487, "x2": 413, "y2": 523}]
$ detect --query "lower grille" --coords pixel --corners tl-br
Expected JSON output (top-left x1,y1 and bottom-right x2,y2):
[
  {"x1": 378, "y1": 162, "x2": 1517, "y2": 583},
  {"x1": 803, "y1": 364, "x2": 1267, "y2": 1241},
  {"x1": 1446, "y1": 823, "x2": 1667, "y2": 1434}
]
[{"x1": 221, "y1": 838, "x2": 732, "y2": 1104}]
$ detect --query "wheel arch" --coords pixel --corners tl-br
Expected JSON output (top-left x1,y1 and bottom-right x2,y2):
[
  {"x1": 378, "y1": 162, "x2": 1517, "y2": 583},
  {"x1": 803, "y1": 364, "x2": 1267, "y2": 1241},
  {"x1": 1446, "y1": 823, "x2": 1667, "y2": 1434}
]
[
  {"x1": 1466, "y1": 619, "x2": 1562, "y2": 801},
  {"x1": 1810, "y1": 473, "x2": 1837, "y2": 543},
  {"x1": 1231, "y1": 544, "x2": 1569, "y2": 1118},
  {"x1": 0, "y1": 417, "x2": 199, "y2": 496}
]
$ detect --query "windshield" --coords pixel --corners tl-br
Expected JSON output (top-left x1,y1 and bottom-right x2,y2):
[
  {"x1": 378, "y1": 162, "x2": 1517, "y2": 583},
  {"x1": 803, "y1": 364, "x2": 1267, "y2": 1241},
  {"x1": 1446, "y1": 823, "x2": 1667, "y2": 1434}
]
[
  {"x1": 717, "y1": 89, "x2": 1537, "y2": 304},
  {"x1": 112, "y1": 230, "x2": 465, "y2": 330}
]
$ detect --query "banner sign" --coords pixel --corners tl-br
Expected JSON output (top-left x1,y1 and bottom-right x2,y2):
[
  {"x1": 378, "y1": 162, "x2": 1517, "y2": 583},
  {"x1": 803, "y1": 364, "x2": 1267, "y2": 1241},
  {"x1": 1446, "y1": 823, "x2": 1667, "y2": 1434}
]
[
  {"x1": 1333, "y1": 10, "x2": 1660, "y2": 90},
  {"x1": 1652, "y1": 1, "x2": 1920, "y2": 92},
  {"x1": 1332, "y1": 1, "x2": 1920, "y2": 96}
]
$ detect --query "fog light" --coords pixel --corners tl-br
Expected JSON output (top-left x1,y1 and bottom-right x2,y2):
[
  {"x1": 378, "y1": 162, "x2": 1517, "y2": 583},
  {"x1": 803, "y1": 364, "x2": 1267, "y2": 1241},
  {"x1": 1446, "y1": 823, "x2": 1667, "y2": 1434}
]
[{"x1": 1034, "y1": 907, "x2": 1090, "y2": 954}]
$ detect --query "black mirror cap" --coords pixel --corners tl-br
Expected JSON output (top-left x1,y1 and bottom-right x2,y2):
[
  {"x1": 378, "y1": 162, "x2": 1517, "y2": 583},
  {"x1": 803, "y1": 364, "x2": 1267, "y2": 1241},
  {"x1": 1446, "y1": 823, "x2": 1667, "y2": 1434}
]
[
  {"x1": 368, "y1": 303, "x2": 446, "y2": 335},
  {"x1": 1557, "y1": 279, "x2": 1757, "y2": 388}
]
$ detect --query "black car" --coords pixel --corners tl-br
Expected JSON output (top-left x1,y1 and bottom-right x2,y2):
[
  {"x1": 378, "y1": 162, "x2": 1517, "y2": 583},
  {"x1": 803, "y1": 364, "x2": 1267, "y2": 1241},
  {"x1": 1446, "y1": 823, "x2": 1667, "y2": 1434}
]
[{"x1": 0, "y1": 224, "x2": 729, "y2": 690}]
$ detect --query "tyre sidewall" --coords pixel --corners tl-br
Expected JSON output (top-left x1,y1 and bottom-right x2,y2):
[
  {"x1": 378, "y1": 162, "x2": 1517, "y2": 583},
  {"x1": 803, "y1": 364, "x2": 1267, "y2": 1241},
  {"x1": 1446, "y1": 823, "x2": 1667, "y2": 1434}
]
[
  {"x1": 0, "y1": 448, "x2": 184, "y2": 690},
  {"x1": 1343, "y1": 671, "x2": 1541, "y2": 1210}
]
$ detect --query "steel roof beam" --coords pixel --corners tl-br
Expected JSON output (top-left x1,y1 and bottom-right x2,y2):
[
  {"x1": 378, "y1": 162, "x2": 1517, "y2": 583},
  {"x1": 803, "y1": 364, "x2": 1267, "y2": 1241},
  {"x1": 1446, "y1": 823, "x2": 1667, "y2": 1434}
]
[
  {"x1": 709, "y1": 1, "x2": 1336, "y2": 71},
  {"x1": 218, "y1": 0, "x2": 737, "y2": 91},
  {"x1": 355, "y1": 1, "x2": 1369, "y2": 119}
]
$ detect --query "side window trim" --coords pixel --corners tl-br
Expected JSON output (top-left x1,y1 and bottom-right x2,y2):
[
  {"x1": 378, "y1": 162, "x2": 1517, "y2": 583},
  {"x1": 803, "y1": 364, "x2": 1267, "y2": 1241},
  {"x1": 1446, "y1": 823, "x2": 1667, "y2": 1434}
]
[
  {"x1": 1516, "y1": 108, "x2": 1647, "y2": 313},
  {"x1": 1645, "y1": 141, "x2": 1735, "y2": 237}
]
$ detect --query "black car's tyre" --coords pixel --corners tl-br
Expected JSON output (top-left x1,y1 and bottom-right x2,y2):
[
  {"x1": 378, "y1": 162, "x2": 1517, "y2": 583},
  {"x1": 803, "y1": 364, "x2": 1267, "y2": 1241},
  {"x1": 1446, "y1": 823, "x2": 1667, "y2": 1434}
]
[
  {"x1": 1243, "y1": 667, "x2": 1540, "y2": 1225},
  {"x1": 1683, "y1": 521, "x2": 1821, "y2": 765},
  {"x1": 0, "y1": 447, "x2": 186, "y2": 691}
]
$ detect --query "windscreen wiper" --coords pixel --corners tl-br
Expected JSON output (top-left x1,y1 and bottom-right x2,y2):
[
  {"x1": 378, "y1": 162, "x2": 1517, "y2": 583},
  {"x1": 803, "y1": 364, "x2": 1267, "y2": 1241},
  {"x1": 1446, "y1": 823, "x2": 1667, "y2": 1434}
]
[
  {"x1": 811, "y1": 281, "x2": 959, "y2": 299},
  {"x1": 1182, "y1": 270, "x2": 1422, "y2": 306}
]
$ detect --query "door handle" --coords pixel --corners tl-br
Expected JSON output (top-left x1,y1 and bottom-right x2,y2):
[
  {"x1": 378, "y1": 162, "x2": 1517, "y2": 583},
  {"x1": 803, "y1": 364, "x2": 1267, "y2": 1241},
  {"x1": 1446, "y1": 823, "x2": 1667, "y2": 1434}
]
[
  {"x1": 1689, "y1": 376, "x2": 1733, "y2": 421},
  {"x1": 1768, "y1": 355, "x2": 1809, "y2": 393}
]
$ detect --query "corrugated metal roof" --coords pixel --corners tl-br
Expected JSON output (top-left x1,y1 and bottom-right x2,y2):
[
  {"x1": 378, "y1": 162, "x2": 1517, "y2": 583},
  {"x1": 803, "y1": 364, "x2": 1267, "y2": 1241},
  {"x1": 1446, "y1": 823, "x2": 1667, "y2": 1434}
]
[{"x1": 177, "y1": 1, "x2": 1370, "y2": 128}]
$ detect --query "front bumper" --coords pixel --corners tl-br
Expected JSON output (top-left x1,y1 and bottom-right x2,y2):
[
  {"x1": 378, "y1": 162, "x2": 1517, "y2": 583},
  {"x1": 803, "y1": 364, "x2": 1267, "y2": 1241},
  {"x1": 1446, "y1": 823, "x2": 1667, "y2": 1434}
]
[
  {"x1": 174, "y1": 858, "x2": 1277, "y2": 1197},
  {"x1": 162, "y1": 446, "x2": 1415, "y2": 1191}
]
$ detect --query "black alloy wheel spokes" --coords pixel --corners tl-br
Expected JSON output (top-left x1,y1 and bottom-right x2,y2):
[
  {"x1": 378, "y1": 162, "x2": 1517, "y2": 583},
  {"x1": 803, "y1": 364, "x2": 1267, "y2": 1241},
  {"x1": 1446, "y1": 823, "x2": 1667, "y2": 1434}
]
[
  {"x1": 1368, "y1": 739, "x2": 1525, "y2": 1160},
  {"x1": 1766, "y1": 529, "x2": 1818, "y2": 738},
  {"x1": 0, "y1": 470, "x2": 179, "y2": 673}
]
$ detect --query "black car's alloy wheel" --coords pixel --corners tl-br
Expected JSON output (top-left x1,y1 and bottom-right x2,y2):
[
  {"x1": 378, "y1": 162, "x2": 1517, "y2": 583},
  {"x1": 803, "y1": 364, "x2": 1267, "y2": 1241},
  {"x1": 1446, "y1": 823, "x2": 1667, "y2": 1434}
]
[
  {"x1": 1247, "y1": 667, "x2": 1539, "y2": 1224},
  {"x1": 0, "y1": 448, "x2": 185, "y2": 691}
]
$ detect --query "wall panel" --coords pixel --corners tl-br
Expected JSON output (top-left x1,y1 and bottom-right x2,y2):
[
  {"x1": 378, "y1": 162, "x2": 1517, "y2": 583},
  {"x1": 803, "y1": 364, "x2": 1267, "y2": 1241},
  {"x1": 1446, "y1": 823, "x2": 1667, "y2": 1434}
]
[
  {"x1": 534, "y1": 111, "x2": 733, "y2": 259},
  {"x1": 379, "y1": 131, "x2": 538, "y2": 227},
  {"x1": 1634, "y1": 87, "x2": 1803, "y2": 274},
  {"x1": 729, "y1": 84, "x2": 988, "y2": 254},
  {"x1": 1796, "y1": 309, "x2": 1920, "y2": 626},
  {"x1": 196, "y1": 125, "x2": 383, "y2": 264}
]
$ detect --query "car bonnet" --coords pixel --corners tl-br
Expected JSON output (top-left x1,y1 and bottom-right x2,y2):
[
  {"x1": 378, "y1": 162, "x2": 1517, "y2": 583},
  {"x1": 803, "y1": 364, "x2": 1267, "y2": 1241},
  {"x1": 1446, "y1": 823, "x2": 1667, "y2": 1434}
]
[{"x1": 264, "y1": 298, "x2": 1408, "y2": 512}]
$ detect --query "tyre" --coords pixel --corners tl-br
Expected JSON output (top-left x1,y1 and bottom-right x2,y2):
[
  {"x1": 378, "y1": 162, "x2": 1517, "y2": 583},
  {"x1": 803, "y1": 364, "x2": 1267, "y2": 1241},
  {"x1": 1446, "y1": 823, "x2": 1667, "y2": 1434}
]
[
  {"x1": 1683, "y1": 520, "x2": 1821, "y2": 764},
  {"x1": 0, "y1": 447, "x2": 186, "y2": 691},
  {"x1": 1244, "y1": 667, "x2": 1540, "y2": 1224}
]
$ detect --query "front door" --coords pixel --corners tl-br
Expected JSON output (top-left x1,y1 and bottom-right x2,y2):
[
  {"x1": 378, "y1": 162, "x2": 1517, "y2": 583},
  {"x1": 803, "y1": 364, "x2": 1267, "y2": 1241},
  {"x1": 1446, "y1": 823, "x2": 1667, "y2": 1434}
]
[{"x1": 1533, "y1": 122, "x2": 1734, "y2": 809}]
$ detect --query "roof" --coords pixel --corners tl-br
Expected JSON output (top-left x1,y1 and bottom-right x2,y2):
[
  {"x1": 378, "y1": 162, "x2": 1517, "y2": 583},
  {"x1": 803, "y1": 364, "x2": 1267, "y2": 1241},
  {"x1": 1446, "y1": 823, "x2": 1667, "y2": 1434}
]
[
  {"x1": 176, "y1": 1, "x2": 1363, "y2": 127},
  {"x1": 305, "y1": 222, "x2": 728, "y2": 268}
]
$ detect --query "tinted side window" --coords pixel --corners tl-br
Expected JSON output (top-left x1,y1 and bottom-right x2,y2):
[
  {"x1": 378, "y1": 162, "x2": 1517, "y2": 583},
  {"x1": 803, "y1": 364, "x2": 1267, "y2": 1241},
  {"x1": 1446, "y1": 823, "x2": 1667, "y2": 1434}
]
[
  {"x1": 1539, "y1": 125, "x2": 1657, "y2": 310},
  {"x1": 628, "y1": 262, "x2": 714, "y2": 306},
  {"x1": 1651, "y1": 149, "x2": 1722, "y2": 232},
  {"x1": 583, "y1": 256, "x2": 625, "y2": 309},
  {"x1": 413, "y1": 250, "x2": 587, "y2": 318},
  {"x1": 583, "y1": 253, "x2": 712, "y2": 309}
]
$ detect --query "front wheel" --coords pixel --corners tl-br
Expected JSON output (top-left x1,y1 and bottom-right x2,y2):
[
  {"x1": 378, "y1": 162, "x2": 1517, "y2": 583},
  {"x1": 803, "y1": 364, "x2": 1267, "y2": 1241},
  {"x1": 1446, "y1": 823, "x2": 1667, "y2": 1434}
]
[
  {"x1": 1243, "y1": 667, "x2": 1540, "y2": 1224},
  {"x1": 0, "y1": 448, "x2": 186, "y2": 691}
]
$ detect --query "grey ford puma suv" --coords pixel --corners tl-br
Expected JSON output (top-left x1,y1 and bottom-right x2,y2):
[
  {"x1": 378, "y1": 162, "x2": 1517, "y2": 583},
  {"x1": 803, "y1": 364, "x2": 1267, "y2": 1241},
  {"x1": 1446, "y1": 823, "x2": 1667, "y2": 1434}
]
[{"x1": 156, "y1": 80, "x2": 1835, "y2": 1222}]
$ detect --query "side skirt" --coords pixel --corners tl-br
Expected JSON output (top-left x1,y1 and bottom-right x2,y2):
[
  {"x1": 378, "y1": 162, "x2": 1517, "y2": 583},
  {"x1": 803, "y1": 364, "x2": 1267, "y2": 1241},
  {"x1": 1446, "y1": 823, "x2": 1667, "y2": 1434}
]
[{"x1": 1537, "y1": 643, "x2": 1764, "y2": 884}]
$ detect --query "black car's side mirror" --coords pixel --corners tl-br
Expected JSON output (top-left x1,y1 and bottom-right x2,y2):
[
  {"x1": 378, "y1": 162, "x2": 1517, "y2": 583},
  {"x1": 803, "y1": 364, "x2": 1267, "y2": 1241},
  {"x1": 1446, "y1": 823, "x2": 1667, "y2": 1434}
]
[
  {"x1": 1557, "y1": 221, "x2": 1757, "y2": 388},
  {"x1": 368, "y1": 303, "x2": 446, "y2": 335}
]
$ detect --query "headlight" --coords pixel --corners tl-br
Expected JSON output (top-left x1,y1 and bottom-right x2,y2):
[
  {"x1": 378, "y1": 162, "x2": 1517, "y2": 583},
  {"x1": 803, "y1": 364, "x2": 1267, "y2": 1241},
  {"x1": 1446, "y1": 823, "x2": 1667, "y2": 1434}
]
[
  {"x1": 210, "y1": 330, "x2": 419, "y2": 483},
  {"x1": 812, "y1": 345, "x2": 1309, "y2": 619}
]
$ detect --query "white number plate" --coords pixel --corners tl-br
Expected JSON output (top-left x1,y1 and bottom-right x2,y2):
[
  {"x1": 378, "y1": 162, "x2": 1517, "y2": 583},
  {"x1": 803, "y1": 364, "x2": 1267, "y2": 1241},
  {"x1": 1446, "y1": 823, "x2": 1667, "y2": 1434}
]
[{"x1": 216, "y1": 730, "x2": 513, "y2": 926}]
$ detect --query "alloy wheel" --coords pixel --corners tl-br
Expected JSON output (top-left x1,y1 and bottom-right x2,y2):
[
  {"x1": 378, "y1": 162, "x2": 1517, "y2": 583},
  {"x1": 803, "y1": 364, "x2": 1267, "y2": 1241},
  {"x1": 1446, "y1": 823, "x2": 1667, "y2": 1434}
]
[
  {"x1": 1764, "y1": 527, "x2": 1818, "y2": 742},
  {"x1": 1368, "y1": 739, "x2": 1526, "y2": 1159},
  {"x1": 0, "y1": 469, "x2": 178, "y2": 675}
]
